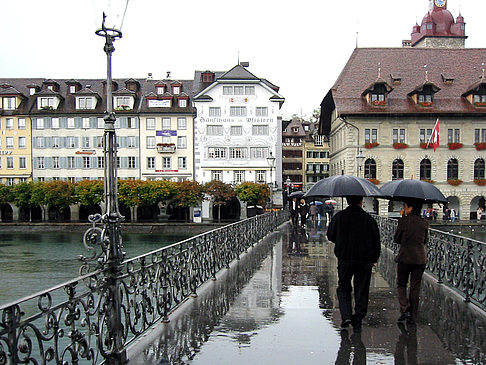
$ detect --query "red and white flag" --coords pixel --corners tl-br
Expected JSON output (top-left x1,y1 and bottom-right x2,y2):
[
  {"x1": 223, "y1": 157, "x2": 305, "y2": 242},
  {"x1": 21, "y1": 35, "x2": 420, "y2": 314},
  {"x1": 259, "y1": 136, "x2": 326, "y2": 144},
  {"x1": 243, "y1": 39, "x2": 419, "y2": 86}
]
[{"x1": 427, "y1": 118, "x2": 440, "y2": 152}]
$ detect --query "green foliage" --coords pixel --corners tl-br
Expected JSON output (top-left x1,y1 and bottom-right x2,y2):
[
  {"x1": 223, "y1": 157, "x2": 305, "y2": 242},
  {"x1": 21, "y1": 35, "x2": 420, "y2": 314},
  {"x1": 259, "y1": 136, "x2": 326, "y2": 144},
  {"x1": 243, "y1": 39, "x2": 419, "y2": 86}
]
[
  {"x1": 118, "y1": 180, "x2": 143, "y2": 207},
  {"x1": 204, "y1": 180, "x2": 235, "y2": 206},
  {"x1": 0, "y1": 184, "x2": 14, "y2": 204},
  {"x1": 142, "y1": 180, "x2": 178, "y2": 206},
  {"x1": 12, "y1": 182, "x2": 34, "y2": 207},
  {"x1": 31, "y1": 181, "x2": 76, "y2": 208},
  {"x1": 235, "y1": 182, "x2": 269, "y2": 206},
  {"x1": 173, "y1": 181, "x2": 204, "y2": 208},
  {"x1": 76, "y1": 180, "x2": 104, "y2": 206}
]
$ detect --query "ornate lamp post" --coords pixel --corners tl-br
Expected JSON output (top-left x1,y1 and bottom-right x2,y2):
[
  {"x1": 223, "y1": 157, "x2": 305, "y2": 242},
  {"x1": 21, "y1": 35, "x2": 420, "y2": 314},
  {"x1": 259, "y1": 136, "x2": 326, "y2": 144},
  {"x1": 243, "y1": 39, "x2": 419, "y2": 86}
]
[
  {"x1": 356, "y1": 149, "x2": 365, "y2": 177},
  {"x1": 266, "y1": 151, "x2": 276, "y2": 208}
]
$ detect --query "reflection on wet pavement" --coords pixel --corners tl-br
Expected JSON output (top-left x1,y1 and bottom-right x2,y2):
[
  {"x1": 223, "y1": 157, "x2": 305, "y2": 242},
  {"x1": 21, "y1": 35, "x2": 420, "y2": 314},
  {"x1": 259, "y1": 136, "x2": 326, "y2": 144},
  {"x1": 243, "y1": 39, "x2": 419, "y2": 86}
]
[{"x1": 129, "y1": 220, "x2": 486, "y2": 365}]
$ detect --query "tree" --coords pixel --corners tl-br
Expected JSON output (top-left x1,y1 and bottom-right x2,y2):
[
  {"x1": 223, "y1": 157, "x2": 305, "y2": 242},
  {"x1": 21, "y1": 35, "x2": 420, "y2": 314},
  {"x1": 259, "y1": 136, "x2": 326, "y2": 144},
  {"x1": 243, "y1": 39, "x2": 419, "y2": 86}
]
[
  {"x1": 204, "y1": 180, "x2": 235, "y2": 222},
  {"x1": 0, "y1": 184, "x2": 14, "y2": 204},
  {"x1": 118, "y1": 180, "x2": 143, "y2": 208},
  {"x1": 235, "y1": 182, "x2": 270, "y2": 207},
  {"x1": 172, "y1": 181, "x2": 204, "y2": 222},
  {"x1": 31, "y1": 181, "x2": 76, "y2": 208},
  {"x1": 76, "y1": 180, "x2": 104, "y2": 206},
  {"x1": 12, "y1": 182, "x2": 35, "y2": 208}
]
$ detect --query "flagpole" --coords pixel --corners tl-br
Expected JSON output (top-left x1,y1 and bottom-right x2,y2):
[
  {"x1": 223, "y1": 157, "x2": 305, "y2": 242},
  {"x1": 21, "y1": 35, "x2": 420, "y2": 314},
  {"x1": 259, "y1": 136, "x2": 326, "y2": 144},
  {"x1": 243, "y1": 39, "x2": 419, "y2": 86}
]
[{"x1": 426, "y1": 118, "x2": 440, "y2": 149}]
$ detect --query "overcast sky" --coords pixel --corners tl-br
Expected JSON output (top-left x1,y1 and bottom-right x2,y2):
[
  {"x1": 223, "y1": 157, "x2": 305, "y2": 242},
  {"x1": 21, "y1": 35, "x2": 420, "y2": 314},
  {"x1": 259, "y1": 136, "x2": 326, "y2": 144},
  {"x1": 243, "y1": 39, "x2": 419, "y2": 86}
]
[{"x1": 1, "y1": 0, "x2": 485, "y2": 119}]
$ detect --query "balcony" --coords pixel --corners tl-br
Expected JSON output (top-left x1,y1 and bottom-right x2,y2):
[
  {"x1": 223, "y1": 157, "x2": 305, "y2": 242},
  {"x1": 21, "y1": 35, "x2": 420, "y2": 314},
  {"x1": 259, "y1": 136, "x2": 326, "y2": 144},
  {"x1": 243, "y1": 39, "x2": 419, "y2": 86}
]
[{"x1": 157, "y1": 143, "x2": 176, "y2": 153}]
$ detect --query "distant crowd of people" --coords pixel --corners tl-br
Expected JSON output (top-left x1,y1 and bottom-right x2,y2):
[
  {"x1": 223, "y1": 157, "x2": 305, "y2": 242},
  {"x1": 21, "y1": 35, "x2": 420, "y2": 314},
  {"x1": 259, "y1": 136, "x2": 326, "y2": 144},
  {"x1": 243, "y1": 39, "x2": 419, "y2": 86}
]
[{"x1": 288, "y1": 197, "x2": 335, "y2": 228}]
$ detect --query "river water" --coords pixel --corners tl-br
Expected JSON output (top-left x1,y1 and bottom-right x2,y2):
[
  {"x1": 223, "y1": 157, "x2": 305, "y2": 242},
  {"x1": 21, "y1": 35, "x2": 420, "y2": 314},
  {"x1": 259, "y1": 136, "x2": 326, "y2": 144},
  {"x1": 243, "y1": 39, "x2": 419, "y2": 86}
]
[{"x1": 0, "y1": 231, "x2": 190, "y2": 306}]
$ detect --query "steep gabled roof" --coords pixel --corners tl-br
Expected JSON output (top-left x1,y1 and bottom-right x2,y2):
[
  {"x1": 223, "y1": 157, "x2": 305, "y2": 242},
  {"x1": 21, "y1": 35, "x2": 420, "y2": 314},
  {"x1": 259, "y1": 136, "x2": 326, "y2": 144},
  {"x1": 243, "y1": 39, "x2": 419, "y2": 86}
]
[{"x1": 218, "y1": 65, "x2": 260, "y2": 80}]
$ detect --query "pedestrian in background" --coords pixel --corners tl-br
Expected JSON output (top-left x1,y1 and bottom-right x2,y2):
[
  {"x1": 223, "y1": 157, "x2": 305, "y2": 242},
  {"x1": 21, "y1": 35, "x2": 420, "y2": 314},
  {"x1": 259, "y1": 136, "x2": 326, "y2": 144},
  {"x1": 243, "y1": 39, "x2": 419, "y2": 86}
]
[
  {"x1": 298, "y1": 198, "x2": 309, "y2": 227},
  {"x1": 289, "y1": 197, "x2": 298, "y2": 226},
  {"x1": 393, "y1": 198, "x2": 428, "y2": 325},
  {"x1": 309, "y1": 202, "x2": 318, "y2": 224},
  {"x1": 326, "y1": 196, "x2": 381, "y2": 333}
]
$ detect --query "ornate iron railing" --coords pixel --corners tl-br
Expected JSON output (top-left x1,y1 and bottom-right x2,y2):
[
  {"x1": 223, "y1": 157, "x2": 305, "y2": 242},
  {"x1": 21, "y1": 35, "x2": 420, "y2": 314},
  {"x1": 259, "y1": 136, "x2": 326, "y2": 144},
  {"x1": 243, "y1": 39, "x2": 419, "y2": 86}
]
[
  {"x1": 374, "y1": 215, "x2": 486, "y2": 311},
  {"x1": 0, "y1": 211, "x2": 288, "y2": 364}
]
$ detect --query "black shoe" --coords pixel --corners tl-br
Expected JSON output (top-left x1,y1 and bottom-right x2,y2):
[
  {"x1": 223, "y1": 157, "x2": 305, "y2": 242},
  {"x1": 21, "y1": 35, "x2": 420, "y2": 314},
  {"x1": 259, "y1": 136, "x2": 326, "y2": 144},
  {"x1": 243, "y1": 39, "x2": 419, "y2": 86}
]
[
  {"x1": 340, "y1": 319, "x2": 352, "y2": 329},
  {"x1": 397, "y1": 312, "x2": 411, "y2": 322}
]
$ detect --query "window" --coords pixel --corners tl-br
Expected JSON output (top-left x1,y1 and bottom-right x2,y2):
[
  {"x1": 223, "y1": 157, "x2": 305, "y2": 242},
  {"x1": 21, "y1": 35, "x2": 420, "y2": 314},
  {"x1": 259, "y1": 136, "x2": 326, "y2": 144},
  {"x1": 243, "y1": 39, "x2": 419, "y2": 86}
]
[
  {"x1": 6, "y1": 157, "x2": 14, "y2": 169},
  {"x1": 177, "y1": 117, "x2": 187, "y2": 130},
  {"x1": 365, "y1": 128, "x2": 378, "y2": 143},
  {"x1": 314, "y1": 135, "x2": 324, "y2": 146},
  {"x1": 172, "y1": 86, "x2": 180, "y2": 95},
  {"x1": 209, "y1": 107, "x2": 221, "y2": 117},
  {"x1": 161, "y1": 136, "x2": 171, "y2": 144},
  {"x1": 37, "y1": 157, "x2": 44, "y2": 169},
  {"x1": 37, "y1": 118, "x2": 44, "y2": 129},
  {"x1": 6, "y1": 137, "x2": 14, "y2": 148},
  {"x1": 114, "y1": 96, "x2": 131, "y2": 108},
  {"x1": 252, "y1": 125, "x2": 269, "y2": 135},
  {"x1": 178, "y1": 99, "x2": 187, "y2": 107},
  {"x1": 18, "y1": 118, "x2": 26, "y2": 129},
  {"x1": 474, "y1": 159, "x2": 485, "y2": 180},
  {"x1": 127, "y1": 117, "x2": 136, "y2": 129},
  {"x1": 392, "y1": 128, "x2": 406, "y2": 143},
  {"x1": 83, "y1": 157, "x2": 91, "y2": 169},
  {"x1": 447, "y1": 129, "x2": 460, "y2": 143},
  {"x1": 418, "y1": 94, "x2": 432, "y2": 103},
  {"x1": 230, "y1": 126, "x2": 242, "y2": 135},
  {"x1": 38, "y1": 177, "x2": 45, "y2": 182},
  {"x1": 475, "y1": 129, "x2": 486, "y2": 144},
  {"x1": 255, "y1": 107, "x2": 268, "y2": 117},
  {"x1": 178, "y1": 157, "x2": 187, "y2": 170},
  {"x1": 6, "y1": 118, "x2": 13, "y2": 129},
  {"x1": 156, "y1": 86, "x2": 164, "y2": 95},
  {"x1": 19, "y1": 177, "x2": 27, "y2": 183},
  {"x1": 7, "y1": 178, "x2": 14, "y2": 186},
  {"x1": 230, "y1": 147, "x2": 247, "y2": 159},
  {"x1": 234, "y1": 170, "x2": 244, "y2": 184},
  {"x1": 234, "y1": 86, "x2": 244, "y2": 95},
  {"x1": 96, "y1": 136, "x2": 104, "y2": 148},
  {"x1": 250, "y1": 147, "x2": 268, "y2": 159},
  {"x1": 147, "y1": 136, "x2": 156, "y2": 149},
  {"x1": 177, "y1": 136, "x2": 187, "y2": 149},
  {"x1": 69, "y1": 85, "x2": 76, "y2": 93},
  {"x1": 256, "y1": 170, "x2": 266, "y2": 183},
  {"x1": 18, "y1": 136, "x2": 26, "y2": 148},
  {"x1": 67, "y1": 137, "x2": 75, "y2": 148},
  {"x1": 82, "y1": 137, "x2": 90, "y2": 148},
  {"x1": 392, "y1": 159, "x2": 404, "y2": 180},
  {"x1": 78, "y1": 97, "x2": 93, "y2": 109},
  {"x1": 68, "y1": 157, "x2": 74, "y2": 169},
  {"x1": 97, "y1": 156, "x2": 104, "y2": 169},
  {"x1": 211, "y1": 170, "x2": 222, "y2": 181},
  {"x1": 207, "y1": 125, "x2": 223, "y2": 136},
  {"x1": 53, "y1": 157, "x2": 60, "y2": 169},
  {"x1": 230, "y1": 106, "x2": 247, "y2": 117},
  {"x1": 147, "y1": 157, "x2": 155, "y2": 169},
  {"x1": 3, "y1": 97, "x2": 15, "y2": 110},
  {"x1": 67, "y1": 118, "x2": 75, "y2": 129},
  {"x1": 223, "y1": 86, "x2": 233, "y2": 95},
  {"x1": 39, "y1": 97, "x2": 55, "y2": 108},
  {"x1": 97, "y1": 118, "x2": 104, "y2": 129},
  {"x1": 127, "y1": 136, "x2": 136, "y2": 148},
  {"x1": 420, "y1": 159, "x2": 431, "y2": 180},
  {"x1": 82, "y1": 118, "x2": 90, "y2": 128},
  {"x1": 162, "y1": 118, "x2": 171, "y2": 130},
  {"x1": 364, "y1": 159, "x2": 376, "y2": 179},
  {"x1": 19, "y1": 157, "x2": 26, "y2": 169},
  {"x1": 447, "y1": 158, "x2": 459, "y2": 180},
  {"x1": 128, "y1": 157, "x2": 136, "y2": 169},
  {"x1": 245, "y1": 86, "x2": 255, "y2": 95},
  {"x1": 146, "y1": 118, "x2": 155, "y2": 130},
  {"x1": 208, "y1": 147, "x2": 226, "y2": 159},
  {"x1": 473, "y1": 94, "x2": 486, "y2": 103},
  {"x1": 51, "y1": 118, "x2": 59, "y2": 129},
  {"x1": 419, "y1": 128, "x2": 432, "y2": 143},
  {"x1": 162, "y1": 157, "x2": 171, "y2": 169}
]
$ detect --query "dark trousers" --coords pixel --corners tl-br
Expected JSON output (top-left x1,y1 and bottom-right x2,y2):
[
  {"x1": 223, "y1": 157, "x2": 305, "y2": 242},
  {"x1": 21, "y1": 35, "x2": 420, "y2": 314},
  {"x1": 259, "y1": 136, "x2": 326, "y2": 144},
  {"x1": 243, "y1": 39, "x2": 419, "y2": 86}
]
[
  {"x1": 336, "y1": 261, "x2": 373, "y2": 322},
  {"x1": 396, "y1": 262, "x2": 426, "y2": 321}
]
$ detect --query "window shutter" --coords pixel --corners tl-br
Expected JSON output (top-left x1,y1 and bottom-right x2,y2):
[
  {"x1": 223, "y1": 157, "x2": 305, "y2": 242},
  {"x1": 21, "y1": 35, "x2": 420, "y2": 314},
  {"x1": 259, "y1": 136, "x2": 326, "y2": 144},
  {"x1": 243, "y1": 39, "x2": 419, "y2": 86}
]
[
  {"x1": 90, "y1": 117, "x2": 97, "y2": 129},
  {"x1": 121, "y1": 157, "x2": 128, "y2": 169},
  {"x1": 45, "y1": 157, "x2": 53, "y2": 169},
  {"x1": 135, "y1": 157, "x2": 139, "y2": 169},
  {"x1": 75, "y1": 117, "x2": 82, "y2": 129},
  {"x1": 75, "y1": 157, "x2": 83, "y2": 169},
  {"x1": 60, "y1": 117, "x2": 67, "y2": 129},
  {"x1": 74, "y1": 137, "x2": 79, "y2": 148},
  {"x1": 60, "y1": 157, "x2": 67, "y2": 169}
]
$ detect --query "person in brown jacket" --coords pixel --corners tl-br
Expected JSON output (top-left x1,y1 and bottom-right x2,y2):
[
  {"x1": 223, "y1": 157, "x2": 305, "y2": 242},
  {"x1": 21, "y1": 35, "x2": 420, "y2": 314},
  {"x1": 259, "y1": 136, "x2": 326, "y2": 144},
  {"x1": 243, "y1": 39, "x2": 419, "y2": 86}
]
[{"x1": 393, "y1": 198, "x2": 428, "y2": 324}]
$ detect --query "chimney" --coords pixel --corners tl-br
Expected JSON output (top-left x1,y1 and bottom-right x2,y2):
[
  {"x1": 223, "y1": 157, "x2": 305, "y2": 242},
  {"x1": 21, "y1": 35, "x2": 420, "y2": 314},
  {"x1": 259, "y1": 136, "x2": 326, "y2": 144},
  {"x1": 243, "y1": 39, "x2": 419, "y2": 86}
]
[
  {"x1": 240, "y1": 62, "x2": 250, "y2": 67},
  {"x1": 147, "y1": 73, "x2": 153, "y2": 80}
]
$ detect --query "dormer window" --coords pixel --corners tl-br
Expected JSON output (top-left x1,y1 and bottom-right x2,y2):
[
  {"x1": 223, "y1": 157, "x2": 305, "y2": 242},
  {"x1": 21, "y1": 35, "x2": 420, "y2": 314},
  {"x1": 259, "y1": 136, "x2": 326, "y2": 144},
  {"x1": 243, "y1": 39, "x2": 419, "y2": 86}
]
[
  {"x1": 114, "y1": 96, "x2": 133, "y2": 110},
  {"x1": 172, "y1": 85, "x2": 180, "y2": 95},
  {"x1": 38, "y1": 97, "x2": 56, "y2": 110},
  {"x1": 76, "y1": 96, "x2": 96, "y2": 110},
  {"x1": 363, "y1": 81, "x2": 392, "y2": 107},
  {"x1": 156, "y1": 86, "x2": 165, "y2": 95},
  {"x1": 179, "y1": 99, "x2": 187, "y2": 107},
  {"x1": 3, "y1": 97, "x2": 16, "y2": 110},
  {"x1": 408, "y1": 82, "x2": 440, "y2": 107},
  {"x1": 69, "y1": 85, "x2": 77, "y2": 93},
  {"x1": 418, "y1": 94, "x2": 433, "y2": 103},
  {"x1": 474, "y1": 94, "x2": 486, "y2": 104},
  {"x1": 47, "y1": 85, "x2": 54, "y2": 91},
  {"x1": 29, "y1": 87, "x2": 36, "y2": 96}
]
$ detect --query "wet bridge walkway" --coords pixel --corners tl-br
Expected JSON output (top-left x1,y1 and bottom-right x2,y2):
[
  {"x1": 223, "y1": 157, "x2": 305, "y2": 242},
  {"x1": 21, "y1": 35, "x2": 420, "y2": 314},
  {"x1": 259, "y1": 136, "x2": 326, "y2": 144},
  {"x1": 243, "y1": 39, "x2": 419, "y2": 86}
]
[{"x1": 128, "y1": 221, "x2": 486, "y2": 365}]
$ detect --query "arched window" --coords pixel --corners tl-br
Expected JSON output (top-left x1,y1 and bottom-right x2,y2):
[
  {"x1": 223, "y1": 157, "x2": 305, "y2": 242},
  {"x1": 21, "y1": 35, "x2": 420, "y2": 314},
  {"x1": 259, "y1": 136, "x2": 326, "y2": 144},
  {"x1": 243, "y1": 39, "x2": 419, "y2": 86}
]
[
  {"x1": 474, "y1": 159, "x2": 485, "y2": 180},
  {"x1": 447, "y1": 158, "x2": 459, "y2": 180},
  {"x1": 364, "y1": 159, "x2": 376, "y2": 179},
  {"x1": 392, "y1": 159, "x2": 404, "y2": 180},
  {"x1": 420, "y1": 159, "x2": 431, "y2": 180}
]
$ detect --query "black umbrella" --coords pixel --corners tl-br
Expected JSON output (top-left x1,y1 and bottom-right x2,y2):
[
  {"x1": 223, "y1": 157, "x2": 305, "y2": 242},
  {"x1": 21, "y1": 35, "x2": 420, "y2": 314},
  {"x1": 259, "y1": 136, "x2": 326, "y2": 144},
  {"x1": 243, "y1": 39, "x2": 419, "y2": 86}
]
[
  {"x1": 288, "y1": 190, "x2": 305, "y2": 198},
  {"x1": 303, "y1": 175, "x2": 383, "y2": 198},
  {"x1": 380, "y1": 179, "x2": 447, "y2": 203}
]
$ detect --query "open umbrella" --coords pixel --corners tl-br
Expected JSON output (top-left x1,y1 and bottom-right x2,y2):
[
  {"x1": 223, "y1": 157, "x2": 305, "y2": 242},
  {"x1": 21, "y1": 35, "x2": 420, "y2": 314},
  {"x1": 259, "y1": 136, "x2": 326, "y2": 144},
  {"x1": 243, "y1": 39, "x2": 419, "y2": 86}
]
[
  {"x1": 288, "y1": 190, "x2": 305, "y2": 198},
  {"x1": 380, "y1": 179, "x2": 447, "y2": 203},
  {"x1": 325, "y1": 199, "x2": 337, "y2": 204},
  {"x1": 303, "y1": 175, "x2": 383, "y2": 198},
  {"x1": 309, "y1": 201, "x2": 324, "y2": 206}
]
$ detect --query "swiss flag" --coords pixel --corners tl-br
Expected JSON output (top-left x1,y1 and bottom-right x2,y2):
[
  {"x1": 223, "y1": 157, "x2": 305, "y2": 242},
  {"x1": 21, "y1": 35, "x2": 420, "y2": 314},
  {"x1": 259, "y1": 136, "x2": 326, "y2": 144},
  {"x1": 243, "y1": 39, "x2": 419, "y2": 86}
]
[{"x1": 431, "y1": 118, "x2": 439, "y2": 151}]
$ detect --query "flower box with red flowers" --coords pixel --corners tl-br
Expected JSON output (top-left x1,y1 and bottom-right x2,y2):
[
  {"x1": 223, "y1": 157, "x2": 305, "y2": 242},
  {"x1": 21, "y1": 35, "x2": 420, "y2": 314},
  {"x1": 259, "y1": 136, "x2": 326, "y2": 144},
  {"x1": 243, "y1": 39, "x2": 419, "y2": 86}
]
[
  {"x1": 474, "y1": 179, "x2": 486, "y2": 186},
  {"x1": 474, "y1": 102, "x2": 486, "y2": 107},
  {"x1": 420, "y1": 179, "x2": 435, "y2": 184},
  {"x1": 420, "y1": 143, "x2": 434, "y2": 149},
  {"x1": 367, "y1": 178, "x2": 380, "y2": 185},
  {"x1": 448, "y1": 143, "x2": 463, "y2": 150},
  {"x1": 364, "y1": 142, "x2": 379, "y2": 149},
  {"x1": 371, "y1": 100, "x2": 386, "y2": 107},
  {"x1": 447, "y1": 179, "x2": 463, "y2": 186},
  {"x1": 418, "y1": 101, "x2": 433, "y2": 107},
  {"x1": 393, "y1": 142, "x2": 408, "y2": 149},
  {"x1": 475, "y1": 143, "x2": 486, "y2": 151}
]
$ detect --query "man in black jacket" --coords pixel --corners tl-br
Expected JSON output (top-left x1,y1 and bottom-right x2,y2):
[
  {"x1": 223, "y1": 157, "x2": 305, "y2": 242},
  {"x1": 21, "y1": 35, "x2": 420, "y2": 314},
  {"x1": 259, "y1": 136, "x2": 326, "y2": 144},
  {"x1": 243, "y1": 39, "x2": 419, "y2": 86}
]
[{"x1": 326, "y1": 196, "x2": 381, "y2": 333}]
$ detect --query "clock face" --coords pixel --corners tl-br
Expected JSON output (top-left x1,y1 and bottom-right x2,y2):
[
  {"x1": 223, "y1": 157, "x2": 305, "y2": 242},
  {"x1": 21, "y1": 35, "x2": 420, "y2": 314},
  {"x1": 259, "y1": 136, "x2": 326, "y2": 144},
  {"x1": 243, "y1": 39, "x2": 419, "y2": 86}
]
[{"x1": 435, "y1": 0, "x2": 446, "y2": 7}]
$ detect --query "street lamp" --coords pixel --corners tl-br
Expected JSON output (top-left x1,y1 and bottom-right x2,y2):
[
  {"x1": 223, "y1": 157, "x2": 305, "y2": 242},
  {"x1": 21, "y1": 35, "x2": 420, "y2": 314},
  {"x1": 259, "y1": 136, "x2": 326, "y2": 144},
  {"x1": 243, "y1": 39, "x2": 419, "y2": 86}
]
[
  {"x1": 285, "y1": 177, "x2": 291, "y2": 195},
  {"x1": 356, "y1": 149, "x2": 365, "y2": 177},
  {"x1": 266, "y1": 151, "x2": 276, "y2": 209}
]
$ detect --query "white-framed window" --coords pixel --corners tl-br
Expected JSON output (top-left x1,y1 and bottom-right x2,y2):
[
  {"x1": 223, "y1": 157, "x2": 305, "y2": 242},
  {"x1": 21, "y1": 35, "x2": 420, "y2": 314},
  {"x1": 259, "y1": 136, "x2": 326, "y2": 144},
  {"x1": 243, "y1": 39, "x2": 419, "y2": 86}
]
[
  {"x1": 392, "y1": 128, "x2": 406, "y2": 144},
  {"x1": 127, "y1": 117, "x2": 136, "y2": 129},
  {"x1": 18, "y1": 136, "x2": 26, "y2": 148},
  {"x1": 67, "y1": 136, "x2": 75, "y2": 148},
  {"x1": 162, "y1": 118, "x2": 171, "y2": 130},
  {"x1": 365, "y1": 128, "x2": 378, "y2": 143},
  {"x1": 18, "y1": 118, "x2": 26, "y2": 129},
  {"x1": 172, "y1": 86, "x2": 180, "y2": 95},
  {"x1": 97, "y1": 118, "x2": 104, "y2": 129},
  {"x1": 19, "y1": 157, "x2": 26, "y2": 169},
  {"x1": 52, "y1": 136, "x2": 60, "y2": 148},
  {"x1": 82, "y1": 137, "x2": 90, "y2": 148},
  {"x1": 230, "y1": 126, "x2": 242, "y2": 136},
  {"x1": 207, "y1": 125, "x2": 223, "y2": 136},
  {"x1": 36, "y1": 137, "x2": 44, "y2": 148},
  {"x1": 223, "y1": 86, "x2": 233, "y2": 95},
  {"x1": 82, "y1": 118, "x2": 90, "y2": 128},
  {"x1": 314, "y1": 135, "x2": 324, "y2": 146},
  {"x1": 127, "y1": 136, "x2": 136, "y2": 148},
  {"x1": 83, "y1": 156, "x2": 91, "y2": 168},
  {"x1": 234, "y1": 86, "x2": 244, "y2": 95},
  {"x1": 52, "y1": 177, "x2": 60, "y2": 181},
  {"x1": 98, "y1": 156, "x2": 104, "y2": 169},
  {"x1": 3, "y1": 97, "x2": 15, "y2": 110},
  {"x1": 256, "y1": 170, "x2": 266, "y2": 183},
  {"x1": 234, "y1": 170, "x2": 244, "y2": 184},
  {"x1": 37, "y1": 177, "x2": 45, "y2": 182},
  {"x1": 51, "y1": 118, "x2": 59, "y2": 129},
  {"x1": 128, "y1": 156, "x2": 136, "y2": 169},
  {"x1": 209, "y1": 107, "x2": 221, "y2": 117},
  {"x1": 147, "y1": 157, "x2": 155, "y2": 169},
  {"x1": 146, "y1": 118, "x2": 155, "y2": 130},
  {"x1": 37, "y1": 157, "x2": 44, "y2": 169},
  {"x1": 39, "y1": 97, "x2": 55, "y2": 108},
  {"x1": 162, "y1": 136, "x2": 171, "y2": 144},
  {"x1": 156, "y1": 86, "x2": 164, "y2": 95},
  {"x1": 250, "y1": 147, "x2": 268, "y2": 159},
  {"x1": 252, "y1": 125, "x2": 269, "y2": 135},
  {"x1": 230, "y1": 147, "x2": 247, "y2": 159},
  {"x1": 69, "y1": 85, "x2": 76, "y2": 93},
  {"x1": 37, "y1": 118, "x2": 44, "y2": 129},
  {"x1": 114, "y1": 96, "x2": 131, "y2": 108},
  {"x1": 96, "y1": 136, "x2": 104, "y2": 148},
  {"x1": 245, "y1": 86, "x2": 255, "y2": 95},
  {"x1": 6, "y1": 177, "x2": 14, "y2": 185},
  {"x1": 177, "y1": 136, "x2": 187, "y2": 149},
  {"x1": 77, "y1": 97, "x2": 94, "y2": 110},
  {"x1": 6, "y1": 157, "x2": 14, "y2": 169},
  {"x1": 230, "y1": 106, "x2": 247, "y2": 117},
  {"x1": 211, "y1": 170, "x2": 223, "y2": 181},
  {"x1": 19, "y1": 177, "x2": 27, "y2": 183},
  {"x1": 67, "y1": 118, "x2": 75, "y2": 129},
  {"x1": 68, "y1": 157, "x2": 75, "y2": 169},
  {"x1": 146, "y1": 136, "x2": 156, "y2": 148},
  {"x1": 208, "y1": 147, "x2": 226, "y2": 159},
  {"x1": 177, "y1": 117, "x2": 187, "y2": 130},
  {"x1": 6, "y1": 118, "x2": 13, "y2": 129},
  {"x1": 178, "y1": 157, "x2": 187, "y2": 170},
  {"x1": 178, "y1": 99, "x2": 187, "y2": 107},
  {"x1": 68, "y1": 177, "x2": 75, "y2": 183},
  {"x1": 255, "y1": 107, "x2": 268, "y2": 117},
  {"x1": 6, "y1": 137, "x2": 14, "y2": 148},
  {"x1": 162, "y1": 157, "x2": 171, "y2": 169},
  {"x1": 53, "y1": 156, "x2": 60, "y2": 169}
]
